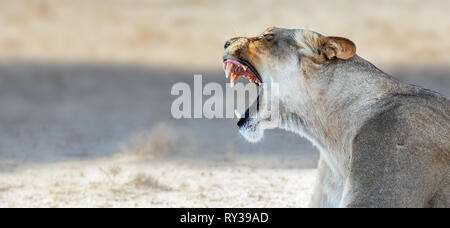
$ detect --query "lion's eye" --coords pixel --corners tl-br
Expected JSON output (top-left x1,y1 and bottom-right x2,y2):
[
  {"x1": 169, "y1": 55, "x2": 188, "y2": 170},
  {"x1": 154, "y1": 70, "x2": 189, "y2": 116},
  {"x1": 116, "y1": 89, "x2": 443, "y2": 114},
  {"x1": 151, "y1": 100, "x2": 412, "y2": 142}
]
[{"x1": 263, "y1": 34, "x2": 274, "y2": 41}]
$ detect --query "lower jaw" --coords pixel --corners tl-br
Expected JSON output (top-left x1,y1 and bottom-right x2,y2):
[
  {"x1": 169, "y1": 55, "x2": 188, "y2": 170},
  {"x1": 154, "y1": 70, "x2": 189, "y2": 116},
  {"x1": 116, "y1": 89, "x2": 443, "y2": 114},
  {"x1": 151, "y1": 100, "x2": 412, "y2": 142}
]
[
  {"x1": 238, "y1": 121, "x2": 264, "y2": 143},
  {"x1": 237, "y1": 108, "x2": 250, "y2": 128}
]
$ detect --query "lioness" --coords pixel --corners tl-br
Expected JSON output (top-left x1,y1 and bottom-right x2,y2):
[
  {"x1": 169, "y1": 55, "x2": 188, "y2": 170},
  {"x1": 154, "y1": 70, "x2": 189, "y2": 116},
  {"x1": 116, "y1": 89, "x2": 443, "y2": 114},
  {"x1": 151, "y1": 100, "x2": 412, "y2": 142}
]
[{"x1": 222, "y1": 27, "x2": 450, "y2": 208}]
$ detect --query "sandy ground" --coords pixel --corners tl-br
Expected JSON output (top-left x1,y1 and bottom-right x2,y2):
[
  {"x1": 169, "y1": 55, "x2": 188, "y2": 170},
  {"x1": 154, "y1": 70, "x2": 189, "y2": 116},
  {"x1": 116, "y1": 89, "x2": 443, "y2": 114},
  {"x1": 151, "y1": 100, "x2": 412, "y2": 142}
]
[
  {"x1": 0, "y1": 0, "x2": 449, "y2": 207},
  {"x1": 0, "y1": 148, "x2": 317, "y2": 208}
]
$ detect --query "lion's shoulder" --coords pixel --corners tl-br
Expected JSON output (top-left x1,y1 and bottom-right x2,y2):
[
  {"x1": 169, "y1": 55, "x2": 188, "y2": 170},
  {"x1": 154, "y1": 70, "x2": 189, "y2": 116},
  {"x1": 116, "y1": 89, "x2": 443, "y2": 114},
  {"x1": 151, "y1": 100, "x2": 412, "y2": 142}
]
[{"x1": 352, "y1": 91, "x2": 450, "y2": 165}]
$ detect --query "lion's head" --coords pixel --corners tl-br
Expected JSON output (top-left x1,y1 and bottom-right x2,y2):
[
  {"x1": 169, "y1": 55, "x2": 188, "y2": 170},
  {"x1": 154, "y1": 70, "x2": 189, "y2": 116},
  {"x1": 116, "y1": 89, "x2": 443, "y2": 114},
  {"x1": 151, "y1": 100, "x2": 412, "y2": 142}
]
[{"x1": 222, "y1": 27, "x2": 356, "y2": 142}]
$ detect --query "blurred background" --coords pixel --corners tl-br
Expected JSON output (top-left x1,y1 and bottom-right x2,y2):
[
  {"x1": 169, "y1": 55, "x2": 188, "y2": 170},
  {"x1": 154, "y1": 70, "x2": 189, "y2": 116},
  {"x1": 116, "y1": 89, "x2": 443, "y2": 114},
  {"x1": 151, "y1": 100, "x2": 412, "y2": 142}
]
[{"x1": 0, "y1": 0, "x2": 449, "y2": 207}]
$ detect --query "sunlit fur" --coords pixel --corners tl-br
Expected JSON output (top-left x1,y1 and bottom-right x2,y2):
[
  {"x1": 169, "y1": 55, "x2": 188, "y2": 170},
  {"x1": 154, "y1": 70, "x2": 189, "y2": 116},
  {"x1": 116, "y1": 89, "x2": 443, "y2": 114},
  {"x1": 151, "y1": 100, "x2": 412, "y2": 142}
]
[{"x1": 224, "y1": 27, "x2": 450, "y2": 208}]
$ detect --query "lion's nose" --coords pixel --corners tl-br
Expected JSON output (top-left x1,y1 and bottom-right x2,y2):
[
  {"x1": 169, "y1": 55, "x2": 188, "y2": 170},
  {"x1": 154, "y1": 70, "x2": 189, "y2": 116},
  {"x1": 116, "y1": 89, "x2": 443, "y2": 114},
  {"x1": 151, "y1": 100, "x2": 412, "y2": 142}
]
[{"x1": 224, "y1": 40, "x2": 232, "y2": 49}]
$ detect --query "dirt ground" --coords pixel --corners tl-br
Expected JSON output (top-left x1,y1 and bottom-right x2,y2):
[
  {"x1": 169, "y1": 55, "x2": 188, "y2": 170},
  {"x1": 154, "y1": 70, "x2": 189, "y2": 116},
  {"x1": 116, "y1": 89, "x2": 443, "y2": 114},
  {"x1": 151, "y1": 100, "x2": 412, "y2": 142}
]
[{"x1": 0, "y1": 0, "x2": 449, "y2": 207}]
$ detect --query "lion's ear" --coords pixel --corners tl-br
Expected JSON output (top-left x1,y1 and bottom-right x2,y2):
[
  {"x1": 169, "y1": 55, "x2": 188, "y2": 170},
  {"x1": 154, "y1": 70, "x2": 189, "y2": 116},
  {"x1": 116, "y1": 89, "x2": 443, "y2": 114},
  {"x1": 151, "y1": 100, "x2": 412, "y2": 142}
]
[{"x1": 318, "y1": 36, "x2": 356, "y2": 60}]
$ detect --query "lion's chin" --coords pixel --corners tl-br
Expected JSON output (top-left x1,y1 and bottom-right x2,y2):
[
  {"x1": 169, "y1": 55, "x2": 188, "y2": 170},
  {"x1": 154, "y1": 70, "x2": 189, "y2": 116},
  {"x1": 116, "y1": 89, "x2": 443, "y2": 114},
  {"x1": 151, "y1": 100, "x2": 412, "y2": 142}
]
[{"x1": 238, "y1": 120, "x2": 264, "y2": 143}]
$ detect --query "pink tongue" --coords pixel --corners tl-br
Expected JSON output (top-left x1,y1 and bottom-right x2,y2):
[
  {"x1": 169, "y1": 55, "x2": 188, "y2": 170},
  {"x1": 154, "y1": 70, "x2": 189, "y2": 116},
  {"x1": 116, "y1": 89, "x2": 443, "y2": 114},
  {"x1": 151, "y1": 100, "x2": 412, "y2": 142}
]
[{"x1": 225, "y1": 60, "x2": 254, "y2": 76}]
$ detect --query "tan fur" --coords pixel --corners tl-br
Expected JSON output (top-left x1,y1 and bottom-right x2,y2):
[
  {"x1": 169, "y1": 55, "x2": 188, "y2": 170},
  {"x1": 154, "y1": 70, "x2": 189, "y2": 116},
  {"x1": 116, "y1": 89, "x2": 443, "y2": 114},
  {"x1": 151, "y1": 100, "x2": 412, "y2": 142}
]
[
  {"x1": 318, "y1": 36, "x2": 356, "y2": 60},
  {"x1": 223, "y1": 27, "x2": 450, "y2": 208}
]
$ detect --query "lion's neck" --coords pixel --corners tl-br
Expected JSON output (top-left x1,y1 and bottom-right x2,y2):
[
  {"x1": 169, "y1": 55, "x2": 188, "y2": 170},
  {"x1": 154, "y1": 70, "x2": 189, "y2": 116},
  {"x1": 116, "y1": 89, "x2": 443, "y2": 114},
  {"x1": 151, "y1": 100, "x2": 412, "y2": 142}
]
[{"x1": 282, "y1": 56, "x2": 404, "y2": 176}]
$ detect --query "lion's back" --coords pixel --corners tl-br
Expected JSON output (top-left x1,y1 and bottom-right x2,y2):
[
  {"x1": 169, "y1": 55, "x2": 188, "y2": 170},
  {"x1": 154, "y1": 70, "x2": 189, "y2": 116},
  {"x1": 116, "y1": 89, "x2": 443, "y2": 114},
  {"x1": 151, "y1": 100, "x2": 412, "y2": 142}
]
[{"x1": 351, "y1": 91, "x2": 450, "y2": 207}]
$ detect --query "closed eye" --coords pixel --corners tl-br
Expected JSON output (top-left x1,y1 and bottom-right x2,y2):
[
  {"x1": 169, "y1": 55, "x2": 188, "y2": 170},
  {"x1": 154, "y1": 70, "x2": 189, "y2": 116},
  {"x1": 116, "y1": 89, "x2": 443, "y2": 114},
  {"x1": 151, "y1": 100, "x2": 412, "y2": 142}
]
[{"x1": 263, "y1": 34, "x2": 274, "y2": 41}]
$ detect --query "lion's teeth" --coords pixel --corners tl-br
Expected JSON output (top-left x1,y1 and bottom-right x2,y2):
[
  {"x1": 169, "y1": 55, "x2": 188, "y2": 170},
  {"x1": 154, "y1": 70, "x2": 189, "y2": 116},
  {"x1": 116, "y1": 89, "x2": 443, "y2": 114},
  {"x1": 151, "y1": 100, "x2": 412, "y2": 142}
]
[
  {"x1": 225, "y1": 63, "x2": 232, "y2": 78},
  {"x1": 242, "y1": 65, "x2": 247, "y2": 71},
  {"x1": 230, "y1": 73, "x2": 238, "y2": 88},
  {"x1": 234, "y1": 110, "x2": 242, "y2": 119}
]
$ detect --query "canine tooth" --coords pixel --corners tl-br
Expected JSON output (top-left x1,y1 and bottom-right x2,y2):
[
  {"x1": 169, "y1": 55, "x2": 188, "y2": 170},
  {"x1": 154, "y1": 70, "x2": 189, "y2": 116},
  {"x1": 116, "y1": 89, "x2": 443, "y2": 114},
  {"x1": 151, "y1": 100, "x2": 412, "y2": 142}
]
[
  {"x1": 225, "y1": 63, "x2": 232, "y2": 78},
  {"x1": 234, "y1": 110, "x2": 241, "y2": 119},
  {"x1": 242, "y1": 65, "x2": 247, "y2": 71},
  {"x1": 230, "y1": 73, "x2": 238, "y2": 87},
  {"x1": 223, "y1": 63, "x2": 227, "y2": 70}
]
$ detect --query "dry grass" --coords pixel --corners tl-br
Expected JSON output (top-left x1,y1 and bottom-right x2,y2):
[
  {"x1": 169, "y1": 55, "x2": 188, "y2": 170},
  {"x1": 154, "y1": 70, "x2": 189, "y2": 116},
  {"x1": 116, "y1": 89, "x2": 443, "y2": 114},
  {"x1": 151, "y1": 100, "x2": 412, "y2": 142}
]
[
  {"x1": 128, "y1": 173, "x2": 172, "y2": 191},
  {"x1": 0, "y1": 148, "x2": 316, "y2": 208},
  {"x1": 0, "y1": 0, "x2": 449, "y2": 68}
]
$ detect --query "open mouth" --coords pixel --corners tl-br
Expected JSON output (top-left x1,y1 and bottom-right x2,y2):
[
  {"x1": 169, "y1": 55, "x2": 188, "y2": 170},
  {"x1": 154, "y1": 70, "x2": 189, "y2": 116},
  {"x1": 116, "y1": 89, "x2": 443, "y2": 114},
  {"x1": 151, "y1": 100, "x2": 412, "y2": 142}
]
[
  {"x1": 222, "y1": 59, "x2": 262, "y2": 87},
  {"x1": 223, "y1": 58, "x2": 262, "y2": 127}
]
